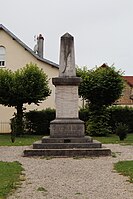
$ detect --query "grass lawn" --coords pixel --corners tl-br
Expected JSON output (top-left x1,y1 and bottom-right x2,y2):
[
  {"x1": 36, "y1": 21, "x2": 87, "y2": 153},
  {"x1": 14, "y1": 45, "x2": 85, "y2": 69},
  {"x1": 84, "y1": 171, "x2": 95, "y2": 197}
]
[
  {"x1": 94, "y1": 134, "x2": 133, "y2": 183},
  {"x1": 0, "y1": 134, "x2": 42, "y2": 146},
  {"x1": 93, "y1": 133, "x2": 133, "y2": 144},
  {"x1": 0, "y1": 161, "x2": 24, "y2": 199},
  {"x1": 114, "y1": 160, "x2": 133, "y2": 183},
  {"x1": 0, "y1": 133, "x2": 133, "y2": 146}
]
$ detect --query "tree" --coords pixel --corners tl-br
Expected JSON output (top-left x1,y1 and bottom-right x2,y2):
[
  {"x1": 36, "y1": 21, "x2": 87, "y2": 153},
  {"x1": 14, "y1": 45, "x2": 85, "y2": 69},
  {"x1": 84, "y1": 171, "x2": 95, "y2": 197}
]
[
  {"x1": 76, "y1": 64, "x2": 124, "y2": 136},
  {"x1": 77, "y1": 64, "x2": 124, "y2": 107},
  {"x1": 0, "y1": 69, "x2": 14, "y2": 105},
  {"x1": 0, "y1": 63, "x2": 51, "y2": 136}
]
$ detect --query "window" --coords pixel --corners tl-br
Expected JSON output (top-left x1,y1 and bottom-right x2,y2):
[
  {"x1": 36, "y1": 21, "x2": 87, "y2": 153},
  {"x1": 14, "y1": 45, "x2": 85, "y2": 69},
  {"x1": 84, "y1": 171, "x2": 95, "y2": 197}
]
[{"x1": 0, "y1": 46, "x2": 6, "y2": 67}]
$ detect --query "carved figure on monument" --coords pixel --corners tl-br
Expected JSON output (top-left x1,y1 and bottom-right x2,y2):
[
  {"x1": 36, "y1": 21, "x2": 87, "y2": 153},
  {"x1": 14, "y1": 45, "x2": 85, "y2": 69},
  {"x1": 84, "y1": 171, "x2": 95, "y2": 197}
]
[{"x1": 59, "y1": 33, "x2": 76, "y2": 77}]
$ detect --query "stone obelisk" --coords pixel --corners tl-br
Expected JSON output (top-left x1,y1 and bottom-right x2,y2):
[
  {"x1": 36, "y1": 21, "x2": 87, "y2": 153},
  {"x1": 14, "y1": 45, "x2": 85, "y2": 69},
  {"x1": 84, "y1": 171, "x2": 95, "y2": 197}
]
[{"x1": 50, "y1": 33, "x2": 85, "y2": 138}]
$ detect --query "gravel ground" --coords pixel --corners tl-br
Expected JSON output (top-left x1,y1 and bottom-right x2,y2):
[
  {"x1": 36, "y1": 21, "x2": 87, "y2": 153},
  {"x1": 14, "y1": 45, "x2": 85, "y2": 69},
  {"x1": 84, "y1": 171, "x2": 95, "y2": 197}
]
[{"x1": 0, "y1": 144, "x2": 133, "y2": 199}]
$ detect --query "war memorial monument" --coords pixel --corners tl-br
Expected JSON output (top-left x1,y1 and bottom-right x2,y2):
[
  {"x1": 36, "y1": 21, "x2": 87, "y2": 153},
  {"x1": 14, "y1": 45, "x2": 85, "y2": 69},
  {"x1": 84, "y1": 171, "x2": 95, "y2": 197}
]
[{"x1": 24, "y1": 33, "x2": 111, "y2": 157}]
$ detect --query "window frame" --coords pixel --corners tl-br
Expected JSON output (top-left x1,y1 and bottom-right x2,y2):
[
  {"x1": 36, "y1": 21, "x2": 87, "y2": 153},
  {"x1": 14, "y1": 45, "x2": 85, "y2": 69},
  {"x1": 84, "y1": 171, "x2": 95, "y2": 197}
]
[{"x1": 0, "y1": 46, "x2": 6, "y2": 67}]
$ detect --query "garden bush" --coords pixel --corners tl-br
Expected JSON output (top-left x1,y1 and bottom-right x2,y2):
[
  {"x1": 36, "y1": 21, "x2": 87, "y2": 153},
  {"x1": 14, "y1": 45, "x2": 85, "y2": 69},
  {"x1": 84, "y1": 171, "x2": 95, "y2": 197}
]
[
  {"x1": 24, "y1": 108, "x2": 55, "y2": 135},
  {"x1": 108, "y1": 106, "x2": 133, "y2": 133},
  {"x1": 13, "y1": 106, "x2": 133, "y2": 136},
  {"x1": 79, "y1": 106, "x2": 133, "y2": 136},
  {"x1": 86, "y1": 107, "x2": 111, "y2": 136},
  {"x1": 79, "y1": 108, "x2": 90, "y2": 123},
  {"x1": 115, "y1": 122, "x2": 128, "y2": 140}
]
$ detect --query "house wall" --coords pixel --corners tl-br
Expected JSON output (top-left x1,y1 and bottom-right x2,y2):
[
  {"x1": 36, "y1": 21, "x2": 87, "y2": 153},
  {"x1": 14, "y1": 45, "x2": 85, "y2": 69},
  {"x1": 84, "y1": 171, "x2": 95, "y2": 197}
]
[
  {"x1": 115, "y1": 83, "x2": 133, "y2": 105},
  {"x1": 0, "y1": 29, "x2": 59, "y2": 132}
]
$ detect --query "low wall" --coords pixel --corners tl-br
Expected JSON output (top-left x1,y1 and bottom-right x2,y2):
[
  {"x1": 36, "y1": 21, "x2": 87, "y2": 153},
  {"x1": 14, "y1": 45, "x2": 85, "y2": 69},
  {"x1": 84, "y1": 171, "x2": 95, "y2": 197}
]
[{"x1": 0, "y1": 122, "x2": 10, "y2": 133}]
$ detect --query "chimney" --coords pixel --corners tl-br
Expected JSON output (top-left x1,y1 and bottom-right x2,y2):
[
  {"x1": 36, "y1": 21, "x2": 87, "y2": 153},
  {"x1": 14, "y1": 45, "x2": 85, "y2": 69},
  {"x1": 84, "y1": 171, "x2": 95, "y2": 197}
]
[{"x1": 37, "y1": 34, "x2": 44, "y2": 58}]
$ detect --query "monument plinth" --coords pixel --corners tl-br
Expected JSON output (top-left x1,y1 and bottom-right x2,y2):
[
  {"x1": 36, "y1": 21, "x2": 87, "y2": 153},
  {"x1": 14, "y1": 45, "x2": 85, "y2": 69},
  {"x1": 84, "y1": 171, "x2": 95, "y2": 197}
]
[
  {"x1": 50, "y1": 33, "x2": 85, "y2": 138},
  {"x1": 24, "y1": 33, "x2": 111, "y2": 157}
]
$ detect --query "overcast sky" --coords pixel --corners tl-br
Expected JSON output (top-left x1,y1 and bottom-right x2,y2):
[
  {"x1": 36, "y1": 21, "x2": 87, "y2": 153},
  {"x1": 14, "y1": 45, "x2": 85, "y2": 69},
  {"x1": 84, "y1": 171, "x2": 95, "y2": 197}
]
[{"x1": 0, "y1": 0, "x2": 133, "y2": 75}]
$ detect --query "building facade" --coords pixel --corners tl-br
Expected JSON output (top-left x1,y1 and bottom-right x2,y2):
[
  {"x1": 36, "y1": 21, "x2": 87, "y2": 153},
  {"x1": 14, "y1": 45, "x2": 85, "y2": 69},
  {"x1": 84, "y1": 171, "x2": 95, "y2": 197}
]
[
  {"x1": 0, "y1": 24, "x2": 59, "y2": 132},
  {"x1": 116, "y1": 76, "x2": 133, "y2": 105}
]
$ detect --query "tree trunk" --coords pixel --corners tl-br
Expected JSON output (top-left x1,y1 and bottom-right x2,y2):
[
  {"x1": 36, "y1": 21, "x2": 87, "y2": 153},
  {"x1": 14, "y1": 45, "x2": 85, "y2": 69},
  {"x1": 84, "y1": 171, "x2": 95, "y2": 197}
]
[{"x1": 16, "y1": 104, "x2": 24, "y2": 136}]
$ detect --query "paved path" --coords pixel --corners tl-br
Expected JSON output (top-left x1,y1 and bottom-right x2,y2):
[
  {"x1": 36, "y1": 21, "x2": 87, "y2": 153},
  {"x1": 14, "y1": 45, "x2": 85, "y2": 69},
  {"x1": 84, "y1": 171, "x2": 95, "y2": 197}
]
[{"x1": 0, "y1": 144, "x2": 133, "y2": 199}]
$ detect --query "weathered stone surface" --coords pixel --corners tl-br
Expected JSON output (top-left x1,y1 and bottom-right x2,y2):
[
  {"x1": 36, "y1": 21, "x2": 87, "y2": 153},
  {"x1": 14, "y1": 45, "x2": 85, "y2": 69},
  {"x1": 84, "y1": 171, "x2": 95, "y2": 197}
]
[
  {"x1": 41, "y1": 136, "x2": 93, "y2": 143},
  {"x1": 50, "y1": 119, "x2": 85, "y2": 138},
  {"x1": 59, "y1": 33, "x2": 76, "y2": 77},
  {"x1": 52, "y1": 77, "x2": 81, "y2": 86},
  {"x1": 33, "y1": 140, "x2": 102, "y2": 149},
  {"x1": 55, "y1": 86, "x2": 79, "y2": 118},
  {"x1": 23, "y1": 148, "x2": 111, "y2": 157}
]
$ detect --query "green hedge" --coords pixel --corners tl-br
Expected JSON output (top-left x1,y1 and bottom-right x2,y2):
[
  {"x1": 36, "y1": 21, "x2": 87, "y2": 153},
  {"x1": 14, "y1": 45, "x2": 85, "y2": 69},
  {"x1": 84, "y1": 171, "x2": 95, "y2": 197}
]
[
  {"x1": 24, "y1": 108, "x2": 90, "y2": 135},
  {"x1": 108, "y1": 106, "x2": 133, "y2": 133},
  {"x1": 79, "y1": 108, "x2": 90, "y2": 122},
  {"x1": 24, "y1": 106, "x2": 133, "y2": 135},
  {"x1": 80, "y1": 106, "x2": 133, "y2": 134},
  {"x1": 25, "y1": 108, "x2": 55, "y2": 135}
]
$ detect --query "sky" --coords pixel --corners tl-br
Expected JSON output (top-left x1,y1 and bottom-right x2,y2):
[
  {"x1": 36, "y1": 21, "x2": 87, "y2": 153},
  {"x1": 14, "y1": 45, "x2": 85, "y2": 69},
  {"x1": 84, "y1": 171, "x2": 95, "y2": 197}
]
[{"x1": 0, "y1": 0, "x2": 133, "y2": 75}]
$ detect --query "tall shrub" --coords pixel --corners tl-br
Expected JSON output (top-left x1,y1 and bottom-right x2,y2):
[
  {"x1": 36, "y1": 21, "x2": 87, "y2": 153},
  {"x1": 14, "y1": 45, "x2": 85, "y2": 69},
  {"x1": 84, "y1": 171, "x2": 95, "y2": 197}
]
[
  {"x1": 108, "y1": 106, "x2": 133, "y2": 133},
  {"x1": 86, "y1": 106, "x2": 111, "y2": 136},
  {"x1": 25, "y1": 108, "x2": 55, "y2": 135},
  {"x1": 77, "y1": 65, "x2": 124, "y2": 136}
]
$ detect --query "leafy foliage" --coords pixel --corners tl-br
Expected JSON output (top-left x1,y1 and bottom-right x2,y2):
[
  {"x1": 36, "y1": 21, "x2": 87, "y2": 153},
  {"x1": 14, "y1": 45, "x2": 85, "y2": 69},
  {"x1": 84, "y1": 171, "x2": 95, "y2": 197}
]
[
  {"x1": 77, "y1": 65, "x2": 124, "y2": 107},
  {"x1": 0, "y1": 63, "x2": 51, "y2": 136},
  {"x1": 86, "y1": 106, "x2": 111, "y2": 136},
  {"x1": 14, "y1": 63, "x2": 51, "y2": 105},
  {"x1": 108, "y1": 105, "x2": 133, "y2": 133},
  {"x1": 79, "y1": 106, "x2": 133, "y2": 136},
  {"x1": 25, "y1": 108, "x2": 55, "y2": 135},
  {"x1": 0, "y1": 69, "x2": 14, "y2": 106},
  {"x1": 115, "y1": 123, "x2": 128, "y2": 141},
  {"x1": 77, "y1": 65, "x2": 124, "y2": 136},
  {"x1": 0, "y1": 63, "x2": 51, "y2": 107}
]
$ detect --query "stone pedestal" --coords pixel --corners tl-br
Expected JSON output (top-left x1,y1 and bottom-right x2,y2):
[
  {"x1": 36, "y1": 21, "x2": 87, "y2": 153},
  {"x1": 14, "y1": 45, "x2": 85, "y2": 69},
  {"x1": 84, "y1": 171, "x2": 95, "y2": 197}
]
[
  {"x1": 52, "y1": 77, "x2": 81, "y2": 119},
  {"x1": 23, "y1": 32, "x2": 111, "y2": 157},
  {"x1": 50, "y1": 119, "x2": 84, "y2": 138},
  {"x1": 50, "y1": 76, "x2": 84, "y2": 138}
]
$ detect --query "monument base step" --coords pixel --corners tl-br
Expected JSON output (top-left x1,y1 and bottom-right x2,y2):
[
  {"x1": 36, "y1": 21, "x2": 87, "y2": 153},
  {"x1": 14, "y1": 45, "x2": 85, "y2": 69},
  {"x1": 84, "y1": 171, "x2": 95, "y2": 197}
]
[
  {"x1": 23, "y1": 135, "x2": 111, "y2": 157},
  {"x1": 23, "y1": 147, "x2": 111, "y2": 157},
  {"x1": 42, "y1": 136, "x2": 93, "y2": 143},
  {"x1": 33, "y1": 140, "x2": 101, "y2": 149}
]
